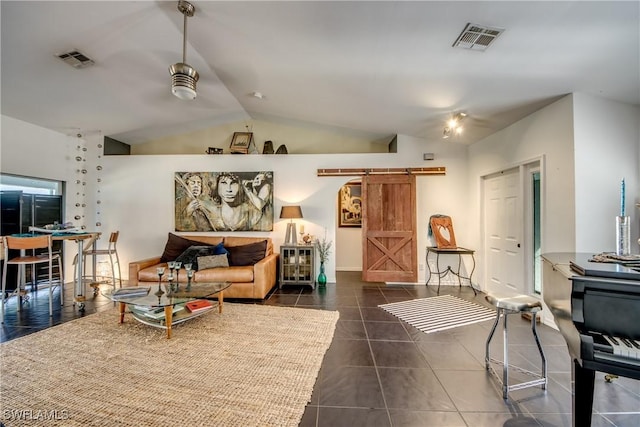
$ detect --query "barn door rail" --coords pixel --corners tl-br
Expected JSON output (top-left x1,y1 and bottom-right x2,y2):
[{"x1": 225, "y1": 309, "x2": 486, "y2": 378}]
[{"x1": 316, "y1": 167, "x2": 445, "y2": 177}]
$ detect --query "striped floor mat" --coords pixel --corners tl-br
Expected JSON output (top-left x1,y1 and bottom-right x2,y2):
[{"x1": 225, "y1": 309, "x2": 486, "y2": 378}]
[{"x1": 379, "y1": 294, "x2": 496, "y2": 334}]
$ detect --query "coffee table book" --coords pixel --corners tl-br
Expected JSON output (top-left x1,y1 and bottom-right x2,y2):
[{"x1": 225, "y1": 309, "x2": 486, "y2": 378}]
[
  {"x1": 185, "y1": 299, "x2": 213, "y2": 313},
  {"x1": 111, "y1": 286, "x2": 151, "y2": 299},
  {"x1": 133, "y1": 304, "x2": 185, "y2": 320}
]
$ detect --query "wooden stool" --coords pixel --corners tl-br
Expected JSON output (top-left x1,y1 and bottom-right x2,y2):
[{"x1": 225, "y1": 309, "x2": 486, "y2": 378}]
[{"x1": 485, "y1": 293, "x2": 547, "y2": 399}]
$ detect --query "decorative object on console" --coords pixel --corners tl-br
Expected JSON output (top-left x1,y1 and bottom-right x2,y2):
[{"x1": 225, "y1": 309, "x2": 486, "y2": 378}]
[
  {"x1": 429, "y1": 214, "x2": 457, "y2": 249},
  {"x1": 174, "y1": 171, "x2": 274, "y2": 232},
  {"x1": 275, "y1": 144, "x2": 288, "y2": 154},
  {"x1": 616, "y1": 215, "x2": 631, "y2": 256},
  {"x1": 206, "y1": 147, "x2": 223, "y2": 154},
  {"x1": 169, "y1": 1, "x2": 199, "y2": 100},
  {"x1": 315, "y1": 234, "x2": 332, "y2": 287},
  {"x1": 616, "y1": 178, "x2": 630, "y2": 256},
  {"x1": 338, "y1": 182, "x2": 362, "y2": 227},
  {"x1": 230, "y1": 132, "x2": 253, "y2": 154},
  {"x1": 262, "y1": 140, "x2": 274, "y2": 154},
  {"x1": 280, "y1": 206, "x2": 303, "y2": 245}
]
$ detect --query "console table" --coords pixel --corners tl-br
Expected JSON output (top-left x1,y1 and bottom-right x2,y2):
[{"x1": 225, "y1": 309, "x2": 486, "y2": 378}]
[{"x1": 426, "y1": 246, "x2": 477, "y2": 295}]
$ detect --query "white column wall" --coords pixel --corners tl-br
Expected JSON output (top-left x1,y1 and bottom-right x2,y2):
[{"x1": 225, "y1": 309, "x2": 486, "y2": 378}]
[
  {"x1": 467, "y1": 95, "x2": 577, "y2": 291},
  {"x1": 572, "y1": 93, "x2": 640, "y2": 253}
]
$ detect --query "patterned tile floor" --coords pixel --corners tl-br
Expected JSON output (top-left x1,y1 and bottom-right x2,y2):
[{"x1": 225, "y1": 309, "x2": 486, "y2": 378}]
[{"x1": 1, "y1": 272, "x2": 639, "y2": 426}]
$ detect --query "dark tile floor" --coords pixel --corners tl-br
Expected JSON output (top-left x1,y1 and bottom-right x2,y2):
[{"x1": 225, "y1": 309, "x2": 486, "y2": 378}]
[{"x1": 1, "y1": 272, "x2": 639, "y2": 427}]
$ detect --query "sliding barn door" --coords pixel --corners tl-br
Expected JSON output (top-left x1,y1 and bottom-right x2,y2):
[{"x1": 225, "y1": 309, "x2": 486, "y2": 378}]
[{"x1": 362, "y1": 174, "x2": 417, "y2": 283}]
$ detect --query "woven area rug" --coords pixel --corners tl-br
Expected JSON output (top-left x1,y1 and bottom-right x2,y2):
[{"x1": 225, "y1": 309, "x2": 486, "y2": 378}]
[
  {"x1": 0, "y1": 303, "x2": 338, "y2": 427},
  {"x1": 379, "y1": 294, "x2": 495, "y2": 334}
]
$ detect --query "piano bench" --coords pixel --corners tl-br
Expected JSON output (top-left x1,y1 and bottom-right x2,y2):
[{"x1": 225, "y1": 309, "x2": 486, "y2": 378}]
[{"x1": 485, "y1": 293, "x2": 548, "y2": 400}]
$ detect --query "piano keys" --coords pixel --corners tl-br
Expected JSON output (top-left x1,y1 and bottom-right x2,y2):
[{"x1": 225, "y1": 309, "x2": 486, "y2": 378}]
[
  {"x1": 542, "y1": 253, "x2": 640, "y2": 427},
  {"x1": 600, "y1": 334, "x2": 640, "y2": 360}
]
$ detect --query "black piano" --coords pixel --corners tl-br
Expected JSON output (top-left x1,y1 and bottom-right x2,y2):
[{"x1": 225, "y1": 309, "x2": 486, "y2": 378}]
[{"x1": 542, "y1": 253, "x2": 640, "y2": 427}]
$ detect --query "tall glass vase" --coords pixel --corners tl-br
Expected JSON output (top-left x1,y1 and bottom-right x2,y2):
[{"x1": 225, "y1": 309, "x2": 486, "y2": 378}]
[{"x1": 317, "y1": 262, "x2": 327, "y2": 287}]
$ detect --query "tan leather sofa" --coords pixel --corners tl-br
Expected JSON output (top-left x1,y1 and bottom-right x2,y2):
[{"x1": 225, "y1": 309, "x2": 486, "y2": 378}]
[{"x1": 129, "y1": 236, "x2": 278, "y2": 299}]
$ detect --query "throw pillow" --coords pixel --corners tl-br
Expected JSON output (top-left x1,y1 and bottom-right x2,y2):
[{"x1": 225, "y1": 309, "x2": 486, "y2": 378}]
[
  {"x1": 175, "y1": 243, "x2": 228, "y2": 270},
  {"x1": 225, "y1": 240, "x2": 267, "y2": 266},
  {"x1": 160, "y1": 233, "x2": 201, "y2": 263},
  {"x1": 197, "y1": 254, "x2": 229, "y2": 270}
]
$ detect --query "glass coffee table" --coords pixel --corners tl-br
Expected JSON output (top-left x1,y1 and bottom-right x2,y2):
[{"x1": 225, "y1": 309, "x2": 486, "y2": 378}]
[{"x1": 104, "y1": 282, "x2": 231, "y2": 339}]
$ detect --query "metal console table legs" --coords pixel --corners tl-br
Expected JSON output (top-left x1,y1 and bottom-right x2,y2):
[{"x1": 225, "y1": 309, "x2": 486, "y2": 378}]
[{"x1": 425, "y1": 246, "x2": 477, "y2": 295}]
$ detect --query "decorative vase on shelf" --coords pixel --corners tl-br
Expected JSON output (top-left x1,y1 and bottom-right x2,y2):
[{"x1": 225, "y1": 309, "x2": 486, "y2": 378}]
[{"x1": 317, "y1": 262, "x2": 327, "y2": 287}]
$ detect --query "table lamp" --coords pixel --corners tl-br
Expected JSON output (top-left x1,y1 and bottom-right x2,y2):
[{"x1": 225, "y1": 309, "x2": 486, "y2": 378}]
[{"x1": 280, "y1": 205, "x2": 303, "y2": 245}]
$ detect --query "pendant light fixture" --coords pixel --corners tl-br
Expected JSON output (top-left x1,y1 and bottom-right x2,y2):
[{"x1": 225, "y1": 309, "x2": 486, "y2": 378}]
[{"x1": 169, "y1": 0, "x2": 199, "y2": 100}]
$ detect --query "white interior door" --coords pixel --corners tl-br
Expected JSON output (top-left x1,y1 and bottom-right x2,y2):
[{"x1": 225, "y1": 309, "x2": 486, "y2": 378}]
[{"x1": 483, "y1": 167, "x2": 524, "y2": 294}]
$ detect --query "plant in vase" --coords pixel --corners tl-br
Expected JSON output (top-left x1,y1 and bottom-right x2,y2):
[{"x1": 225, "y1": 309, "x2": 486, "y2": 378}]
[{"x1": 315, "y1": 236, "x2": 332, "y2": 287}]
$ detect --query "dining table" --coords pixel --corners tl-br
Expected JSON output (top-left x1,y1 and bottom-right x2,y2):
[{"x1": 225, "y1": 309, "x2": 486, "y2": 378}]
[{"x1": 27, "y1": 227, "x2": 101, "y2": 311}]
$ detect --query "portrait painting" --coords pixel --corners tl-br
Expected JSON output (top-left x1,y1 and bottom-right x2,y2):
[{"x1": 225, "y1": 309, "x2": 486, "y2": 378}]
[
  {"x1": 175, "y1": 171, "x2": 274, "y2": 232},
  {"x1": 338, "y1": 182, "x2": 362, "y2": 227}
]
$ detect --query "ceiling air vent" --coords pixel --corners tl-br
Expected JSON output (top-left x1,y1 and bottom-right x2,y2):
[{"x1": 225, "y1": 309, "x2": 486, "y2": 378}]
[
  {"x1": 56, "y1": 50, "x2": 95, "y2": 69},
  {"x1": 452, "y1": 23, "x2": 504, "y2": 51}
]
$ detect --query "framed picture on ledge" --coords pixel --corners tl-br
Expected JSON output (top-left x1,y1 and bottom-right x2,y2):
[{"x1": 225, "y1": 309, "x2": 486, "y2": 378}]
[
  {"x1": 338, "y1": 182, "x2": 362, "y2": 227},
  {"x1": 230, "y1": 132, "x2": 253, "y2": 154}
]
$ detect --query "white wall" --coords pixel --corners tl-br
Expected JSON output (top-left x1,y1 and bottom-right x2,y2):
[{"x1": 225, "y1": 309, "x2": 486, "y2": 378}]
[
  {"x1": 4, "y1": 94, "x2": 636, "y2": 291},
  {"x1": 1, "y1": 114, "x2": 470, "y2": 285},
  {"x1": 467, "y1": 95, "x2": 577, "y2": 291},
  {"x1": 132, "y1": 118, "x2": 389, "y2": 155},
  {"x1": 0, "y1": 116, "x2": 101, "y2": 275},
  {"x1": 467, "y1": 95, "x2": 638, "y2": 326},
  {"x1": 573, "y1": 93, "x2": 640, "y2": 253}
]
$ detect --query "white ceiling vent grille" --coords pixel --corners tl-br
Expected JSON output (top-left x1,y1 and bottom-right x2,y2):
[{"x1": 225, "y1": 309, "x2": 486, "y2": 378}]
[
  {"x1": 452, "y1": 23, "x2": 504, "y2": 51},
  {"x1": 56, "y1": 50, "x2": 95, "y2": 69}
]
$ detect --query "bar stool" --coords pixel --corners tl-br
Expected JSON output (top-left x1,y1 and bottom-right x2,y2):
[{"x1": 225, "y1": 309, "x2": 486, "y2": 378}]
[
  {"x1": 73, "y1": 231, "x2": 122, "y2": 291},
  {"x1": 485, "y1": 293, "x2": 547, "y2": 399},
  {"x1": 1, "y1": 235, "x2": 64, "y2": 321}
]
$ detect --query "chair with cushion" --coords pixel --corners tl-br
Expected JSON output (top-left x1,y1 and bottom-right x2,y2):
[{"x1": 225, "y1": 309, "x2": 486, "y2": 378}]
[
  {"x1": 75, "y1": 231, "x2": 122, "y2": 291},
  {"x1": 1, "y1": 234, "x2": 64, "y2": 321}
]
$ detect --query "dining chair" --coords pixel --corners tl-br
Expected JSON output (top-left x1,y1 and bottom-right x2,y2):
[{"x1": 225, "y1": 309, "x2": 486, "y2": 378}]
[
  {"x1": 1, "y1": 234, "x2": 64, "y2": 321},
  {"x1": 74, "y1": 231, "x2": 122, "y2": 290}
]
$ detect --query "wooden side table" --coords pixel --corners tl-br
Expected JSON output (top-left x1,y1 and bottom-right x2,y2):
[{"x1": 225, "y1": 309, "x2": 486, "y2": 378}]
[{"x1": 426, "y1": 246, "x2": 477, "y2": 295}]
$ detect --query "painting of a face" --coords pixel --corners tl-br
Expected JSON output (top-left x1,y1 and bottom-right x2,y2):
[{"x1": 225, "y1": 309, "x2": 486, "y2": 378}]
[
  {"x1": 186, "y1": 175, "x2": 202, "y2": 196},
  {"x1": 175, "y1": 171, "x2": 274, "y2": 232},
  {"x1": 218, "y1": 176, "x2": 240, "y2": 203}
]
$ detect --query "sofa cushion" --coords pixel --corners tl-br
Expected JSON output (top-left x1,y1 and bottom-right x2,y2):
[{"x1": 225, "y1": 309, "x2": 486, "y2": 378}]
[
  {"x1": 175, "y1": 243, "x2": 228, "y2": 270},
  {"x1": 195, "y1": 265, "x2": 254, "y2": 283},
  {"x1": 225, "y1": 240, "x2": 267, "y2": 266},
  {"x1": 197, "y1": 254, "x2": 229, "y2": 269},
  {"x1": 160, "y1": 233, "x2": 202, "y2": 263}
]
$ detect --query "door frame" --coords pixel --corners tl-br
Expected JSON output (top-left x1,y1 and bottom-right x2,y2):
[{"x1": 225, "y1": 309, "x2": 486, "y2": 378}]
[{"x1": 480, "y1": 156, "x2": 544, "y2": 296}]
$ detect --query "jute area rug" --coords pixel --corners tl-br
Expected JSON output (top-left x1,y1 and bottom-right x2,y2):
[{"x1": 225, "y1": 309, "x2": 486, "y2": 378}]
[
  {"x1": 0, "y1": 303, "x2": 339, "y2": 427},
  {"x1": 379, "y1": 294, "x2": 496, "y2": 334}
]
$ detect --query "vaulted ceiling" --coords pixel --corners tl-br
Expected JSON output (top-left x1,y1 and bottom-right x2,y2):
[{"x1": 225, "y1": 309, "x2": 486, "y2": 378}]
[{"x1": 2, "y1": 1, "x2": 638, "y2": 146}]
